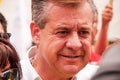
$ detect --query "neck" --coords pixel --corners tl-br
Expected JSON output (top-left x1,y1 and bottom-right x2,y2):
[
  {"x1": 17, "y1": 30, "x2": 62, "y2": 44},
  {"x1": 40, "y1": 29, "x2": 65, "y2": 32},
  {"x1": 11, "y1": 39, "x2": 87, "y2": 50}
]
[{"x1": 32, "y1": 54, "x2": 73, "y2": 80}]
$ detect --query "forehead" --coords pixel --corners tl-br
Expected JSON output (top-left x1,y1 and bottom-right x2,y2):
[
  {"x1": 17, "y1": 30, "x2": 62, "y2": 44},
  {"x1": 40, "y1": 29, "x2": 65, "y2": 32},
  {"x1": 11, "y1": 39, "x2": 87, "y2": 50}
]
[{"x1": 47, "y1": 1, "x2": 93, "y2": 24}]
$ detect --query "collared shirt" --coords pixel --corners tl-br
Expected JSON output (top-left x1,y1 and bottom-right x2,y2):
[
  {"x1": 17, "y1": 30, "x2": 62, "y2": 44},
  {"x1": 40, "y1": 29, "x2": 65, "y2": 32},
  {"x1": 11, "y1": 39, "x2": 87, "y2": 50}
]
[
  {"x1": 76, "y1": 64, "x2": 99, "y2": 80},
  {"x1": 20, "y1": 46, "x2": 41, "y2": 80},
  {"x1": 20, "y1": 46, "x2": 77, "y2": 80}
]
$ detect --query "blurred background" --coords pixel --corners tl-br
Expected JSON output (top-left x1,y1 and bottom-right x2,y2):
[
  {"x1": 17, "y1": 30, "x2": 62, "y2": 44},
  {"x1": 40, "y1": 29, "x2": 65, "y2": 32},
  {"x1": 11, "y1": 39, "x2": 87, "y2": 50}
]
[
  {"x1": 0, "y1": 0, "x2": 31, "y2": 59},
  {"x1": 0, "y1": 0, "x2": 120, "y2": 59}
]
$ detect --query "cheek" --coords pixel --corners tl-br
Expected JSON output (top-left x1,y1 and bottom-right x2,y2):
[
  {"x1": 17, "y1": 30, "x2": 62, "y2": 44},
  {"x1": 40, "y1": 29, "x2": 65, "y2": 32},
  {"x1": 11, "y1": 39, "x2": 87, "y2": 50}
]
[
  {"x1": 43, "y1": 38, "x2": 66, "y2": 63},
  {"x1": 82, "y1": 39, "x2": 91, "y2": 58},
  {"x1": 84, "y1": 38, "x2": 91, "y2": 51}
]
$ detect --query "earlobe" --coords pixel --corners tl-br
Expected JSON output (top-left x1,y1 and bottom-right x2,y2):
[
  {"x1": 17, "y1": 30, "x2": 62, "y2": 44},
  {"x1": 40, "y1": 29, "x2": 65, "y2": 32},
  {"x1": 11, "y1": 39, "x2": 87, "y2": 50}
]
[{"x1": 30, "y1": 21, "x2": 40, "y2": 44}]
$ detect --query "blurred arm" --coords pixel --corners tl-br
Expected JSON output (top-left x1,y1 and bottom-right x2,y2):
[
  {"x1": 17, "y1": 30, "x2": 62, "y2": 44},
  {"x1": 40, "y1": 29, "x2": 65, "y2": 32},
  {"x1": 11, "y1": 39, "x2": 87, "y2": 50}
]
[{"x1": 94, "y1": 3, "x2": 113, "y2": 56}]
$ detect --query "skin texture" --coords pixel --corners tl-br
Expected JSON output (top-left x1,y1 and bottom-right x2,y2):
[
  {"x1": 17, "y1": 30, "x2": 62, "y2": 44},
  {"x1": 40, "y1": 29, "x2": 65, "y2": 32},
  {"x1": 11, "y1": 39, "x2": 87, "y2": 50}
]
[{"x1": 31, "y1": 1, "x2": 93, "y2": 80}]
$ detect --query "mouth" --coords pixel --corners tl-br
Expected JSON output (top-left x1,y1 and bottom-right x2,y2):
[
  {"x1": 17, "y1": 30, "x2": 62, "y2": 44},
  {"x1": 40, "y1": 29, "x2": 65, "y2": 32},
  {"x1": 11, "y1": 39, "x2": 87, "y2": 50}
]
[
  {"x1": 60, "y1": 50, "x2": 85, "y2": 58},
  {"x1": 61, "y1": 55, "x2": 80, "y2": 58},
  {"x1": 59, "y1": 50, "x2": 85, "y2": 60},
  {"x1": 59, "y1": 54, "x2": 84, "y2": 62}
]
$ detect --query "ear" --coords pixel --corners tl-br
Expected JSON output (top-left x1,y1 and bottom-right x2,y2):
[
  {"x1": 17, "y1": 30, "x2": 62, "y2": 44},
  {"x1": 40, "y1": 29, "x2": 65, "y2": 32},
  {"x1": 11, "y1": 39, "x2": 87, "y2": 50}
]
[{"x1": 30, "y1": 21, "x2": 41, "y2": 45}]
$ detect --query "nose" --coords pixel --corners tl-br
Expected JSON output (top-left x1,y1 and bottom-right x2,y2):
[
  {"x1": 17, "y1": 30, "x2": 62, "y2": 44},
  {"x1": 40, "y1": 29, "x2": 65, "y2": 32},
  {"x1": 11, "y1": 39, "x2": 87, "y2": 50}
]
[{"x1": 66, "y1": 33, "x2": 82, "y2": 51}]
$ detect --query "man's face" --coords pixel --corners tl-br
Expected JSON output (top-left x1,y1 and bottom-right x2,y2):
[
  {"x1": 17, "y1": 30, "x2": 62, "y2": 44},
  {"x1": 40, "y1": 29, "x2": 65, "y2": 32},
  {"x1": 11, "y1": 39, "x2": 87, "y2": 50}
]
[{"x1": 32, "y1": 1, "x2": 93, "y2": 78}]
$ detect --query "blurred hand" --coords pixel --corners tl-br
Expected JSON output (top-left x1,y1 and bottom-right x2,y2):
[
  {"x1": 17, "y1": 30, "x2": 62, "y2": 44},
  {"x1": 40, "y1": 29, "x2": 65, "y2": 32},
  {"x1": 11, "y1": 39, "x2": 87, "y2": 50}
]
[{"x1": 102, "y1": 4, "x2": 113, "y2": 25}]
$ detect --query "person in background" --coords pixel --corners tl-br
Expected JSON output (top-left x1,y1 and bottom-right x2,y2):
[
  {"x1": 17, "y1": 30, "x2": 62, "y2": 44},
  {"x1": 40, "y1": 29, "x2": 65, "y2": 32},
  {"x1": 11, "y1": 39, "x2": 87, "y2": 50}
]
[
  {"x1": 91, "y1": 39, "x2": 120, "y2": 80},
  {"x1": 0, "y1": 38, "x2": 22, "y2": 80},
  {"x1": 20, "y1": 0, "x2": 94, "y2": 80},
  {"x1": 76, "y1": 0, "x2": 113, "y2": 80},
  {"x1": 89, "y1": 0, "x2": 113, "y2": 64},
  {"x1": 0, "y1": 12, "x2": 11, "y2": 40}
]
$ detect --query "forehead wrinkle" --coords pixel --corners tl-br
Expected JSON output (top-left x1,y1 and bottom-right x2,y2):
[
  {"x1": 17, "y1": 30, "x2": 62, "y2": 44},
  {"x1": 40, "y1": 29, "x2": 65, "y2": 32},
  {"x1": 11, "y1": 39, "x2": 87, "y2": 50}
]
[
  {"x1": 47, "y1": 7, "x2": 92, "y2": 26},
  {"x1": 53, "y1": 21, "x2": 92, "y2": 32},
  {"x1": 49, "y1": 17, "x2": 92, "y2": 30}
]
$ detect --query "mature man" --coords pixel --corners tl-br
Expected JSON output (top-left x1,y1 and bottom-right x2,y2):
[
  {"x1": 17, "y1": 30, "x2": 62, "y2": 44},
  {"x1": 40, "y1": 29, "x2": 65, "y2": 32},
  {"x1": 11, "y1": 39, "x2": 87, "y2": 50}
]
[{"x1": 21, "y1": 0, "x2": 94, "y2": 80}]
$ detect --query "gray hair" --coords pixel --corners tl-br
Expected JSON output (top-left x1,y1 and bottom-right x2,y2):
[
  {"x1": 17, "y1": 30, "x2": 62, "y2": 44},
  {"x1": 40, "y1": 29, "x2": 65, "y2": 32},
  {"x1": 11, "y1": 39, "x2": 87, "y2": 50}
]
[
  {"x1": 87, "y1": 0, "x2": 98, "y2": 23},
  {"x1": 32, "y1": 0, "x2": 95, "y2": 29}
]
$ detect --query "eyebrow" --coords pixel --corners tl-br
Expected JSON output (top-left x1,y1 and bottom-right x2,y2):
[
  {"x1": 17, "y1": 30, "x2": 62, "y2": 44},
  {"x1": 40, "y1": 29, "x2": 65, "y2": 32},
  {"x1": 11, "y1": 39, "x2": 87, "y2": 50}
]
[
  {"x1": 54, "y1": 26, "x2": 69, "y2": 31},
  {"x1": 78, "y1": 26, "x2": 92, "y2": 30}
]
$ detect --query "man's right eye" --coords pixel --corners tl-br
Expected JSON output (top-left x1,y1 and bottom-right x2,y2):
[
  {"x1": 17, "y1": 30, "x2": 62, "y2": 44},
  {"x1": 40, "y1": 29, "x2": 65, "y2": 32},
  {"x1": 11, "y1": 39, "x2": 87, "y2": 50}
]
[{"x1": 56, "y1": 30, "x2": 69, "y2": 37}]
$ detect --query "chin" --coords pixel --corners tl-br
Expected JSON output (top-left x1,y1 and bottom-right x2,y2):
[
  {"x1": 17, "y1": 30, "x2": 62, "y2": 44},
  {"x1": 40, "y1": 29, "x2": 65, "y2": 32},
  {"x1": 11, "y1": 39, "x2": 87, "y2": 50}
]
[{"x1": 62, "y1": 65, "x2": 81, "y2": 75}]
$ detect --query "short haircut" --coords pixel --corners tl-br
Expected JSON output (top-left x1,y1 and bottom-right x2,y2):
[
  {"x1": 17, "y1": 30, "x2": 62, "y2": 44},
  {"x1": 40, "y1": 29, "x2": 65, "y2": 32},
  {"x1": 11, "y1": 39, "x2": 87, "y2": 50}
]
[
  {"x1": 87, "y1": 0, "x2": 98, "y2": 23},
  {"x1": 31, "y1": 0, "x2": 95, "y2": 29}
]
